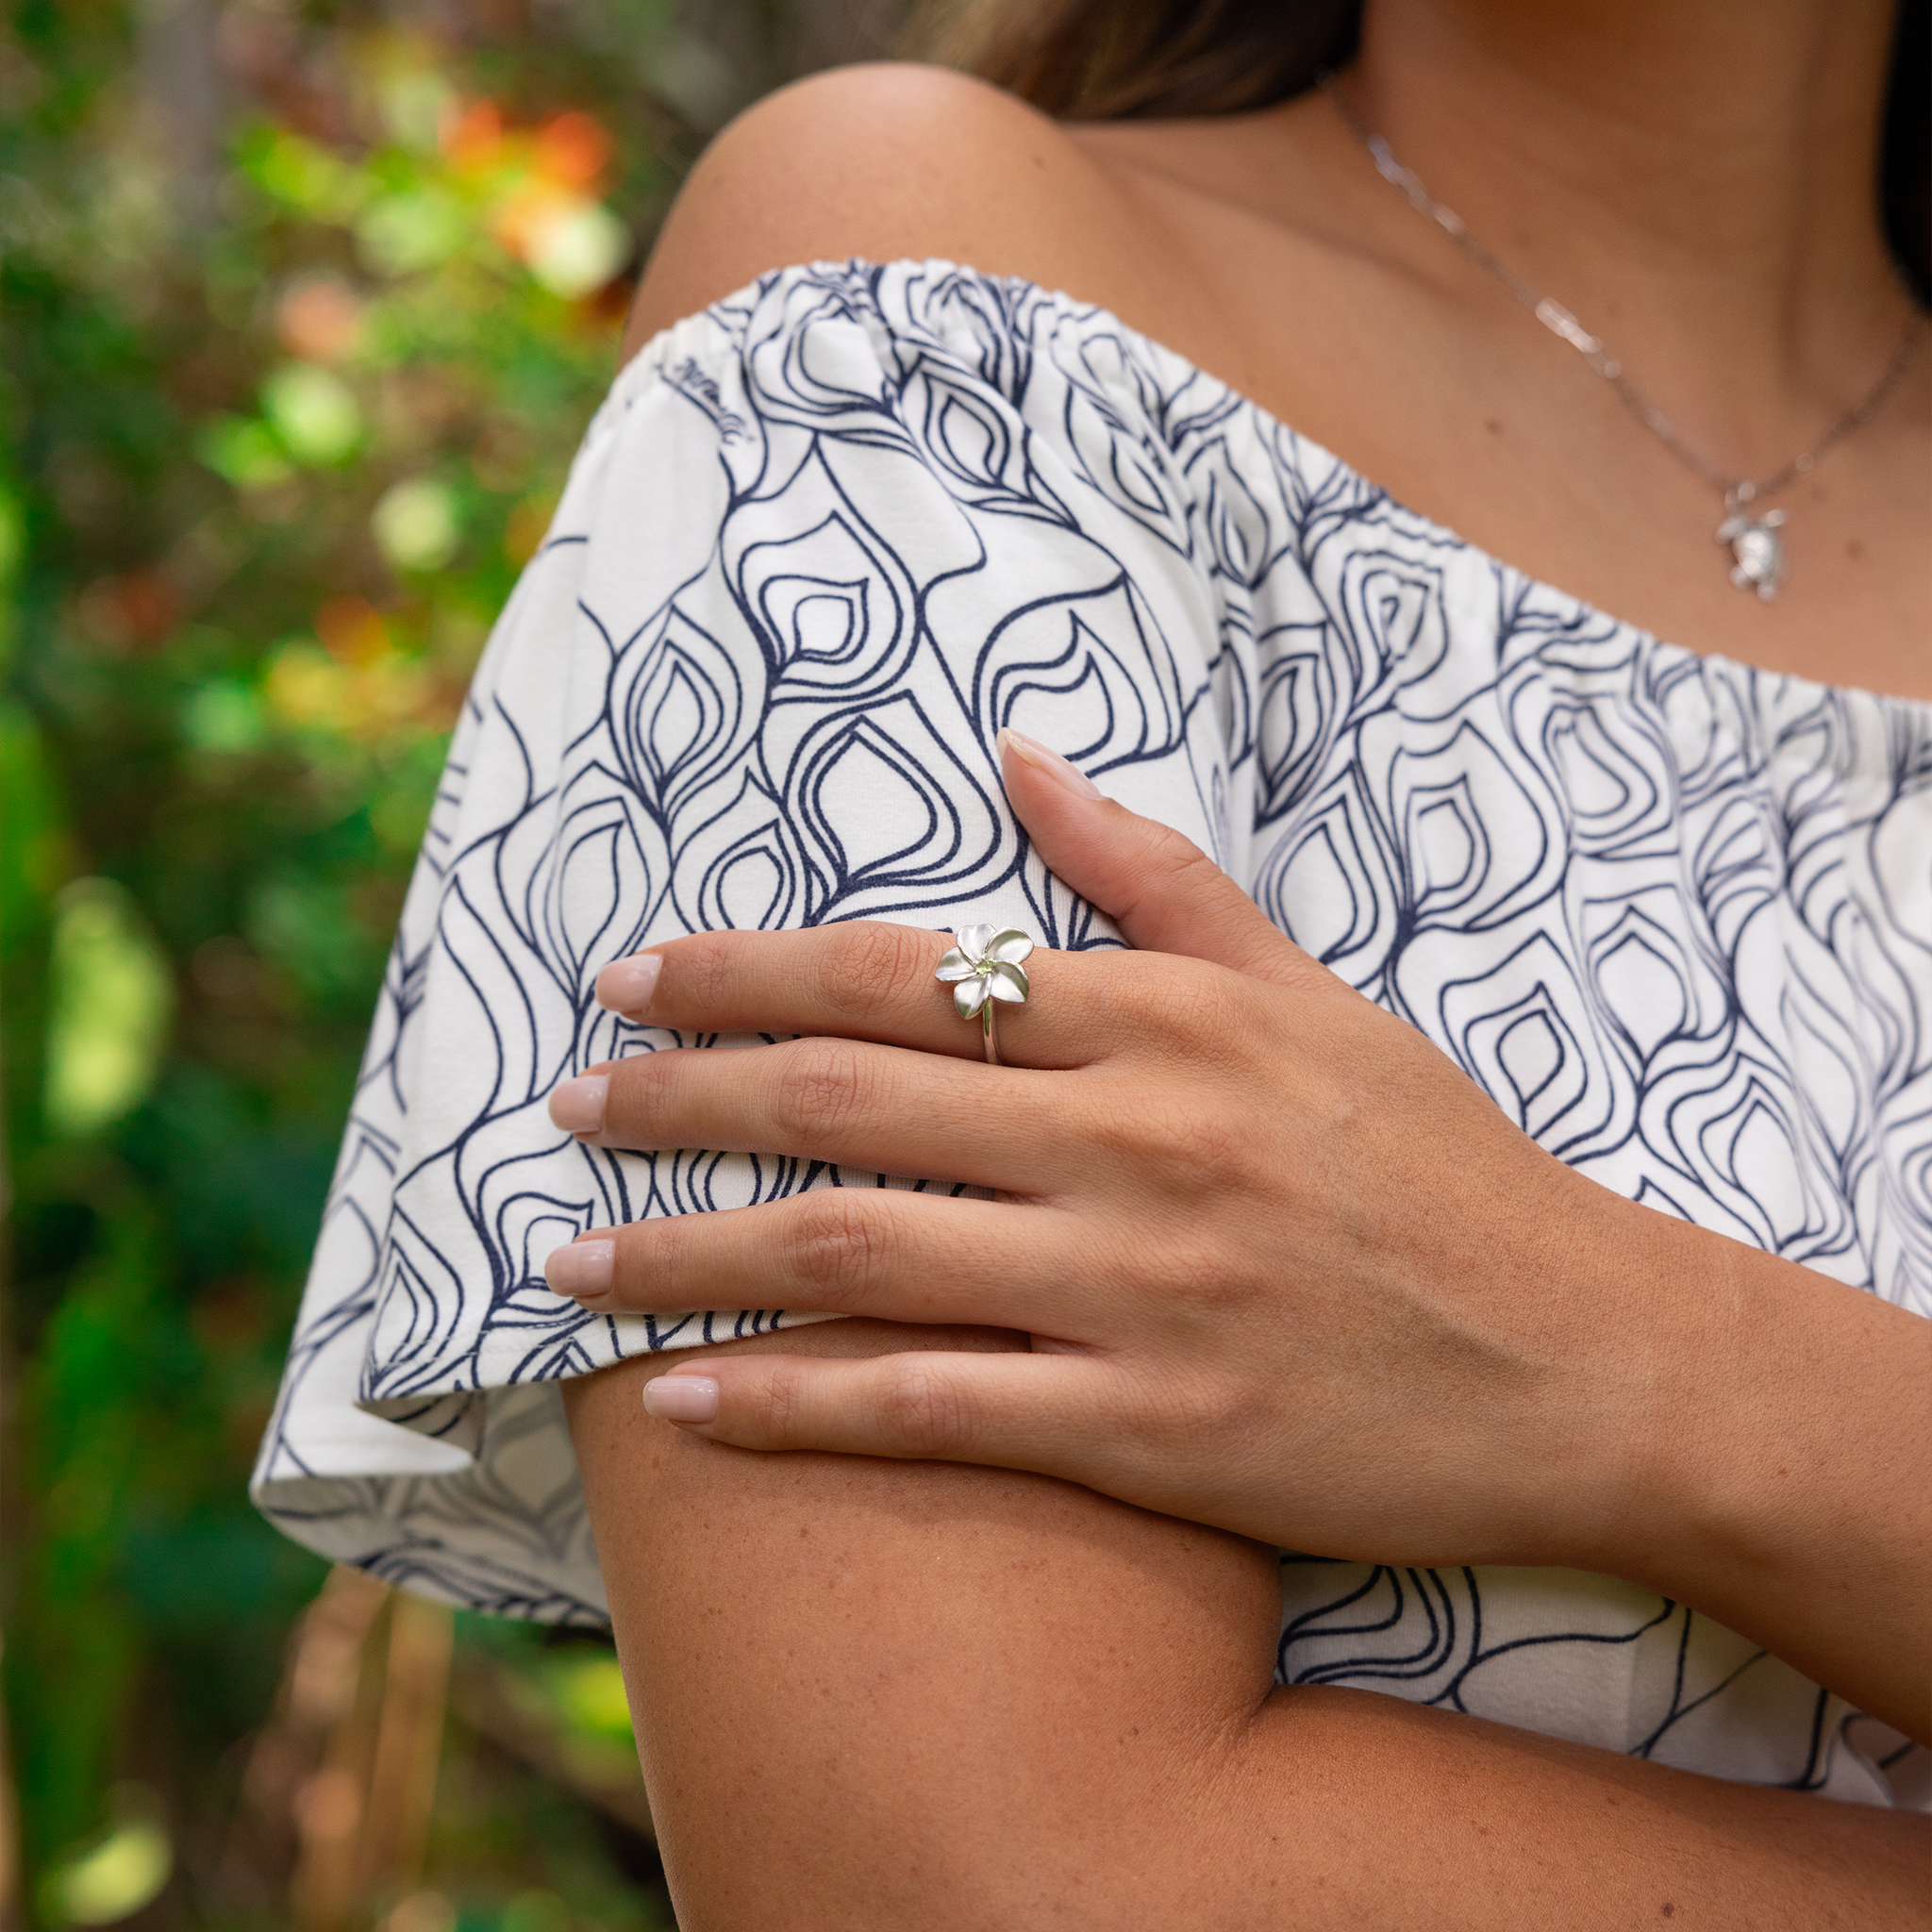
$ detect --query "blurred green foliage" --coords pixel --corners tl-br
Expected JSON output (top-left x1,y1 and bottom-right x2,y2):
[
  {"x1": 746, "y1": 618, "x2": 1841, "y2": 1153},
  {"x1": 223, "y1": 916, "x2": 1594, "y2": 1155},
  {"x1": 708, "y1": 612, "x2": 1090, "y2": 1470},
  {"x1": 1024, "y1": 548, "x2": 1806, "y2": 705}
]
[{"x1": 0, "y1": 2, "x2": 765, "y2": 1924}]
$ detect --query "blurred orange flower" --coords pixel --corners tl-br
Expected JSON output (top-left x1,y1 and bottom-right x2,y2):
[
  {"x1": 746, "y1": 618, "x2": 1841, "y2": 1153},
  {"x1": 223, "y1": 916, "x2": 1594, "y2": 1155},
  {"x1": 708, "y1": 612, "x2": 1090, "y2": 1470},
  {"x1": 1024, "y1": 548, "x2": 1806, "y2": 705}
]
[
  {"x1": 533, "y1": 110, "x2": 612, "y2": 191},
  {"x1": 277, "y1": 278, "x2": 366, "y2": 363},
  {"x1": 441, "y1": 98, "x2": 504, "y2": 175}
]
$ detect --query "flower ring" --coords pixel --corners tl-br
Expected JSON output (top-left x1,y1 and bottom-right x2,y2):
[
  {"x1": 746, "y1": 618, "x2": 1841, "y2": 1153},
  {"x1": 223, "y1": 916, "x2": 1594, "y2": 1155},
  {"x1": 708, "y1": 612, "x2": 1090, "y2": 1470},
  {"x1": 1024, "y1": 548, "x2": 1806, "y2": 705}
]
[{"x1": 934, "y1": 924, "x2": 1035, "y2": 1066}]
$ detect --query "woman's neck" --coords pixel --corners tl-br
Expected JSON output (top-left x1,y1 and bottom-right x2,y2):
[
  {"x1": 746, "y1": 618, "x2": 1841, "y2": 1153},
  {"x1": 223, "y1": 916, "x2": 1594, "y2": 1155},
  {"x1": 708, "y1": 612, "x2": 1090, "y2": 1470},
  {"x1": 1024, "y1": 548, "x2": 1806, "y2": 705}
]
[{"x1": 1348, "y1": 0, "x2": 1912, "y2": 464}]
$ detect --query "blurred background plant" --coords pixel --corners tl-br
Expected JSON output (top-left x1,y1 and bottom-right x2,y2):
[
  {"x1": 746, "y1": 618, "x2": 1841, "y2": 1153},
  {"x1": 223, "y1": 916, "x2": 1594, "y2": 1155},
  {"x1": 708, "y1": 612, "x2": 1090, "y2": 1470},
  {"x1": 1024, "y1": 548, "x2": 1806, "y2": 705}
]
[{"x1": 0, "y1": 3, "x2": 905, "y2": 1926}]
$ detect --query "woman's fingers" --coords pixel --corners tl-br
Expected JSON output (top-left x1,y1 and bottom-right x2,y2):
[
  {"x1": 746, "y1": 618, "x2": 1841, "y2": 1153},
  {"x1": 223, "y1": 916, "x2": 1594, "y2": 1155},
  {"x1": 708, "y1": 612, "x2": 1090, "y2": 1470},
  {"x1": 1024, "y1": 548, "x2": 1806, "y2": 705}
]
[
  {"x1": 546, "y1": 1190, "x2": 1102, "y2": 1334},
  {"x1": 636, "y1": 1347, "x2": 1120, "y2": 1476},
  {"x1": 596, "y1": 921, "x2": 1116, "y2": 1069},
  {"x1": 552, "y1": 1035, "x2": 1080, "y2": 1193},
  {"x1": 581, "y1": 728, "x2": 1343, "y2": 1076},
  {"x1": 997, "y1": 728, "x2": 1332, "y2": 993}
]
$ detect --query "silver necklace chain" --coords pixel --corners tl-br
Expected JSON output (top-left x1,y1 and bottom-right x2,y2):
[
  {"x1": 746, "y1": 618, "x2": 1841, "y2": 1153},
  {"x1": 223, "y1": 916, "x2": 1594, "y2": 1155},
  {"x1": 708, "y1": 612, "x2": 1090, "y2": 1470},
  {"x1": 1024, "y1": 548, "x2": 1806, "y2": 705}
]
[{"x1": 1321, "y1": 75, "x2": 1924, "y2": 602}]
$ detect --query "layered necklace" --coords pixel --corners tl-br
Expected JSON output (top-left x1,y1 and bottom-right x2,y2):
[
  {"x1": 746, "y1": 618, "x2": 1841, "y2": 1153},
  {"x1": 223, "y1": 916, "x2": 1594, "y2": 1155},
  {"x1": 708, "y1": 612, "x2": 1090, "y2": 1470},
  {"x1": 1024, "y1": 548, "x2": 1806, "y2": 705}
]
[{"x1": 1322, "y1": 76, "x2": 1924, "y2": 603}]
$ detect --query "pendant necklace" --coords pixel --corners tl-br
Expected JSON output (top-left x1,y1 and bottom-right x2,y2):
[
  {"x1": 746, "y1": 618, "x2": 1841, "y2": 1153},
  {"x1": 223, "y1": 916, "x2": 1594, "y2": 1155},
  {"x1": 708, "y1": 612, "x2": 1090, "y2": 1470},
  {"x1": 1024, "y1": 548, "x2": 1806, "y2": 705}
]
[{"x1": 1321, "y1": 75, "x2": 1923, "y2": 603}]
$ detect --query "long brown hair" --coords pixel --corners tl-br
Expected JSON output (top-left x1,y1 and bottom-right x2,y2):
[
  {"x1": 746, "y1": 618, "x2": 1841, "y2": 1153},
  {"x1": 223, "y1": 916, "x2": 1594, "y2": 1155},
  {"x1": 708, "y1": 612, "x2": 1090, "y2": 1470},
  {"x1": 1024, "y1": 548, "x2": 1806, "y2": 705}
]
[{"x1": 908, "y1": 0, "x2": 1931, "y2": 305}]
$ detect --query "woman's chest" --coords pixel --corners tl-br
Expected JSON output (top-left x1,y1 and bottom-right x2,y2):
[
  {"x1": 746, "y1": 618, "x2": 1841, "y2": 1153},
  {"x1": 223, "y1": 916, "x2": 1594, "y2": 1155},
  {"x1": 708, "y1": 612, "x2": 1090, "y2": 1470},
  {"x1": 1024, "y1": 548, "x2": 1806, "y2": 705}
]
[
  {"x1": 1074, "y1": 135, "x2": 1932, "y2": 697},
  {"x1": 1220, "y1": 534, "x2": 1932, "y2": 1310}
]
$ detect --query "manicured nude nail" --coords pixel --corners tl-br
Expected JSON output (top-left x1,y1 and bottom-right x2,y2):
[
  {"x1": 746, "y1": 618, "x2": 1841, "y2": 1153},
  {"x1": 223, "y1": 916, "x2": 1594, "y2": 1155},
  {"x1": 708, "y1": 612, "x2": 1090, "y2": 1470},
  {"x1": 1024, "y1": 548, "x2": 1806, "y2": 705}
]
[
  {"x1": 547, "y1": 1073, "x2": 608, "y2": 1134},
  {"x1": 597, "y1": 953, "x2": 662, "y2": 1016},
  {"x1": 997, "y1": 726, "x2": 1104, "y2": 799},
  {"x1": 545, "y1": 1239, "x2": 614, "y2": 1297},
  {"x1": 641, "y1": 1374, "x2": 719, "y2": 1423}
]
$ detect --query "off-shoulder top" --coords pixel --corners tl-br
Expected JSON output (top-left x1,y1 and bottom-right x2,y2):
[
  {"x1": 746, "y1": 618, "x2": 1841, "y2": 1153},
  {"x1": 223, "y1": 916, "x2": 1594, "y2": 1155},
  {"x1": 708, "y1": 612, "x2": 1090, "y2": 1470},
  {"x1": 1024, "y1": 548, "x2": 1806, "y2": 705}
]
[{"x1": 252, "y1": 259, "x2": 1932, "y2": 1809}]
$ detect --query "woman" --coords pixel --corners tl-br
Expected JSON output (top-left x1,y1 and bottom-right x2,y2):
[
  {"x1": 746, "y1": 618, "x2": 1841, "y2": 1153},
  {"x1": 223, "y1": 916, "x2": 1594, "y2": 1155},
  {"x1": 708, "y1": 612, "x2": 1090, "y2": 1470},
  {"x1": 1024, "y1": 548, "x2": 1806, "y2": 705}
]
[{"x1": 255, "y1": 0, "x2": 1932, "y2": 1923}]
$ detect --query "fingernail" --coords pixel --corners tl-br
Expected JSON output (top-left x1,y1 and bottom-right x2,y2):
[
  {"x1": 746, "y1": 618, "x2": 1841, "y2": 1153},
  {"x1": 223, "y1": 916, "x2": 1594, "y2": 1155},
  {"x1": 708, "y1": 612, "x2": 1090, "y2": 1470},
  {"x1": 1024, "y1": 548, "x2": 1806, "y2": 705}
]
[
  {"x1": 597, "y1": 953, "x2": 662, "y2": 1016},
  {"x1": 997, "y1": 726, "x2": 1103, "y2": 799},
  {"x1": 548, "y1": 1073, "x2": 608, "y2": 1134},
  {"x1": 545, "y1": 1239, "x2": 613, "y2": 1297},
  {"x1": 641, "y1": 1374, "x2": 719, "y2": 1423}
]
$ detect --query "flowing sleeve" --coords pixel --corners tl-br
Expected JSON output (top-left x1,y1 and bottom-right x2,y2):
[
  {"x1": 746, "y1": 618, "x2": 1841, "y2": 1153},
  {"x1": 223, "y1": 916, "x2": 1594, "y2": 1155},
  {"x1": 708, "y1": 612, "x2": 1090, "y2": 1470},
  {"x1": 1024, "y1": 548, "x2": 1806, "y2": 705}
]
[{"x1": 250, "y1": 259, "x2": 1251, "y2": 1618}]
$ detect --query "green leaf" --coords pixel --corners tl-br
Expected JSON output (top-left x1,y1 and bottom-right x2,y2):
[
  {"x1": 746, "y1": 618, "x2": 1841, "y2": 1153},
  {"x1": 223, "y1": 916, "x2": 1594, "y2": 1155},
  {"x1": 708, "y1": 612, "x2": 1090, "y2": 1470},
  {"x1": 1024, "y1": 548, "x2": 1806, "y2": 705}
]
[
  {"x1": 259, "y1": 363, "x2": 364, "y2": 466},
  {"x1": 195, "y1": 414, "x2": 292, "y2": 489},
  {"x1": 375, "y1": 475, "x2": 463, "y2": 571},
  {"x1": 356, "y1": 187, "x2": 473, "y2": 277},
  {"x1": 42, "y1": 878, "x2": 174, "y2": 1140},
  {"x1": 41, "y1": 1790, "x2": 172, "y2": 1928},
  {"x1": 240, "y1": 127, "x2": 372, "y2": 221}
]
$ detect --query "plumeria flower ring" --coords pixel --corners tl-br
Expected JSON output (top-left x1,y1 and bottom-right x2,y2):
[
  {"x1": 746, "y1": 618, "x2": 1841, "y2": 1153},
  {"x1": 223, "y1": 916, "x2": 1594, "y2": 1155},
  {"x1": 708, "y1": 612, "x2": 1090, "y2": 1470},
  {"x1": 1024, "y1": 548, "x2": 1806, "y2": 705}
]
[{"x1": 934, "y1": 924, "x2": 1036, "y2": 1065}]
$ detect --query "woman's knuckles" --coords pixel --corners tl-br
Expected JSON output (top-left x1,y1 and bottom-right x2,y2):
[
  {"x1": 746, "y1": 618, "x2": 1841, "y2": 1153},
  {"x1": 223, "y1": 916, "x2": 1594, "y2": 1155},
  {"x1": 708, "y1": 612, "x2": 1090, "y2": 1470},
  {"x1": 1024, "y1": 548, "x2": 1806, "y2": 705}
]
[
  {"x1": 642, "y1": 920, "x2": 951, "y2": 1038},
  {"x1": 868, "y1": 1352, "x2": 981, "y2": 1458},
  {"x1": 764, "y1": 1037, "x2": 881, "y2": 1148},
  {"x1": 1150, "y1": 1237, "x2": 1264, "y2": 1325},
  {"x1": 718, "y1": 1352, "x2": 985, "y2": 1458},
  {"x1": 649, "y1": 928, "x2": 738, "y2": 1024},
  {"x1": 781, "y1": 1190, "x2": 895, "y2": 1307},
  {"x1": 1082, "y1": 1091, "x2": 1258, "y2": 1204},
  {"x1": 1135, "y1": 963, "x2": 1248, "y2": 1053},
  {"x1": 1100, "y1": 955, "x2": 1306, "y2": 1082},
  {"x1": 719, "y1": 1352, "x2": 984, "y2": 1458},
  {"x1": 810, "y1": 919, "x2": 941, "y2": 1029},
  {"x1": 1113, "y1": 1370, "x2": 1251, "y2": 1474},
  {"x1": 576, "y1": 1058, "x2": 655, "y2": 1146},
  {"x1": 749, "y1": 1355, "x2": 817, "y2": 1450},
  {"x1": 596, "y1": 1050, "x2": 719, "y2": 1148}
]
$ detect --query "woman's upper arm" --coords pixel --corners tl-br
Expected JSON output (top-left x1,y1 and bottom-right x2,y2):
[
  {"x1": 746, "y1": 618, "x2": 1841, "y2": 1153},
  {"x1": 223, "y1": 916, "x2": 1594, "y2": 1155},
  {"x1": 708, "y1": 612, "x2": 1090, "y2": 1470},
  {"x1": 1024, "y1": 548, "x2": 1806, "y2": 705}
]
[
  {"x1": 563, "y1": 1317, "x2": 1284, "y2": 1931},
  {"x1": 572, "y1": 90, "x2": 1294, "y2": 1921},
  {"x1": 567, "y1": 1316, "x2": 1932, "y2": 1932}
]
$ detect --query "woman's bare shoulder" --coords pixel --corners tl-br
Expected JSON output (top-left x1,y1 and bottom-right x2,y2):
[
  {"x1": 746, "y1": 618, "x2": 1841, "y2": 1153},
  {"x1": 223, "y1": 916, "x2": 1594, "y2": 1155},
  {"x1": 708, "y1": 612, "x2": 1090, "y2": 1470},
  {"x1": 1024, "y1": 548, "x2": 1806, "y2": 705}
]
[{"x1": 621, "y1": 63, "x2": 1168, "y2": 357}]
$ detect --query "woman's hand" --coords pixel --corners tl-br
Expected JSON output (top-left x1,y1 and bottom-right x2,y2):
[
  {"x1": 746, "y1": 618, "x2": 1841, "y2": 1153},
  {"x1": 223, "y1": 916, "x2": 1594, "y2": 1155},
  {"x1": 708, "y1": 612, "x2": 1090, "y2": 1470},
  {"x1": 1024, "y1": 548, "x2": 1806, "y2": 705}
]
[
  {"x1": 546, "y1": 727, "x2": 1932, "y2": 1738},
  {"x1": 544, "y1": 727, "x2": 1678, "y2": 1574}
]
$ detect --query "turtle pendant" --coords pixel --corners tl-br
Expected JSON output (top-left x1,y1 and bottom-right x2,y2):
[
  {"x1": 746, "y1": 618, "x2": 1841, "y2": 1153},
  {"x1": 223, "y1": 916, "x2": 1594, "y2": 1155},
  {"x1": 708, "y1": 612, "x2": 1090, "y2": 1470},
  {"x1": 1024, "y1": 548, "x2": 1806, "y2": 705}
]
[{"x1": 1715, "y1": 490, "x2": 1786, "y2": 603}]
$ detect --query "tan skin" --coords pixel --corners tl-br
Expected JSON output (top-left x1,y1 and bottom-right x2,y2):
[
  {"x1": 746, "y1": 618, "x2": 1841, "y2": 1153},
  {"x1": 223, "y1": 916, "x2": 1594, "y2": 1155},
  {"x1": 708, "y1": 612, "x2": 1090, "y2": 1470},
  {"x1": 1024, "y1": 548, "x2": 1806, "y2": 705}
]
[
  {"x1": 558, "y1": 0, "x2": 1932, "y2": 1924},
  {"x1": 621, "y1": 0, "x2": 1930, "y2": 693}
]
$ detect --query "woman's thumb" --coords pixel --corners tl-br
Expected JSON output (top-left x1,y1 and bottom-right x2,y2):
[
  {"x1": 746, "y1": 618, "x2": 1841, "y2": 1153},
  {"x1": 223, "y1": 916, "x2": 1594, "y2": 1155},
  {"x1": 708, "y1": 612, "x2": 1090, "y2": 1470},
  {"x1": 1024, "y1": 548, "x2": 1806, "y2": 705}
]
[{"x1": 998, "y1": 728, "x2": 1322, "y2": 988}]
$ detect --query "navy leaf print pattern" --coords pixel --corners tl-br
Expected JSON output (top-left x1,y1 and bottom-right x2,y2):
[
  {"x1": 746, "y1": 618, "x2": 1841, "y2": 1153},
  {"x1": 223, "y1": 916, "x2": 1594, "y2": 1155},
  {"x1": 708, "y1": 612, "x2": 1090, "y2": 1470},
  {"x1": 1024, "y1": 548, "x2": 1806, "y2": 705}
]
[{"x1": 254, "y1": 260, "x2": 1930, "y2": 1808}]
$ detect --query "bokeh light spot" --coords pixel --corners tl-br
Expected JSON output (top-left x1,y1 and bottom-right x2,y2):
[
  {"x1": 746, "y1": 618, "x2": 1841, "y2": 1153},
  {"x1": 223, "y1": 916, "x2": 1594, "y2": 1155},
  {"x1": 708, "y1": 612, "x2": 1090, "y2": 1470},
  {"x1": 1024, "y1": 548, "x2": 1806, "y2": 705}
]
[
  {"x1": 375, "y1": 477, "x2": 462, "y2": 573},
  {"x1": 277, "y1": 276, "x2": 366, "y2": 362},
  {"x1": 43, "y1": 880, "x2": 175, "y2": 1140},
  {"x1": 262, "y1": 364, "x2": 363, "y2": 465},
  {"x1": 42, "y1": 1796, "x2": 172, "y2": 1928}
]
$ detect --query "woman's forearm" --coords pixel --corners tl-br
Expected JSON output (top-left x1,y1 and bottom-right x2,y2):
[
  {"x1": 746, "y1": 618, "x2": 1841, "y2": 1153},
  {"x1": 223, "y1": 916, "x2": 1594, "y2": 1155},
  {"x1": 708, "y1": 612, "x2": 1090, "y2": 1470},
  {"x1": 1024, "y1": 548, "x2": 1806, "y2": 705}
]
[
  {"x1": 1573, "y1": 1193, "x2": 1932, "y2": 1740},
  {"x1": 568, "y1": 1323, "x2": 1927, "y2": 1932},
  {"x1": 1224, "y1": 1684, "x2": 1926, "y2": 1931}
]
